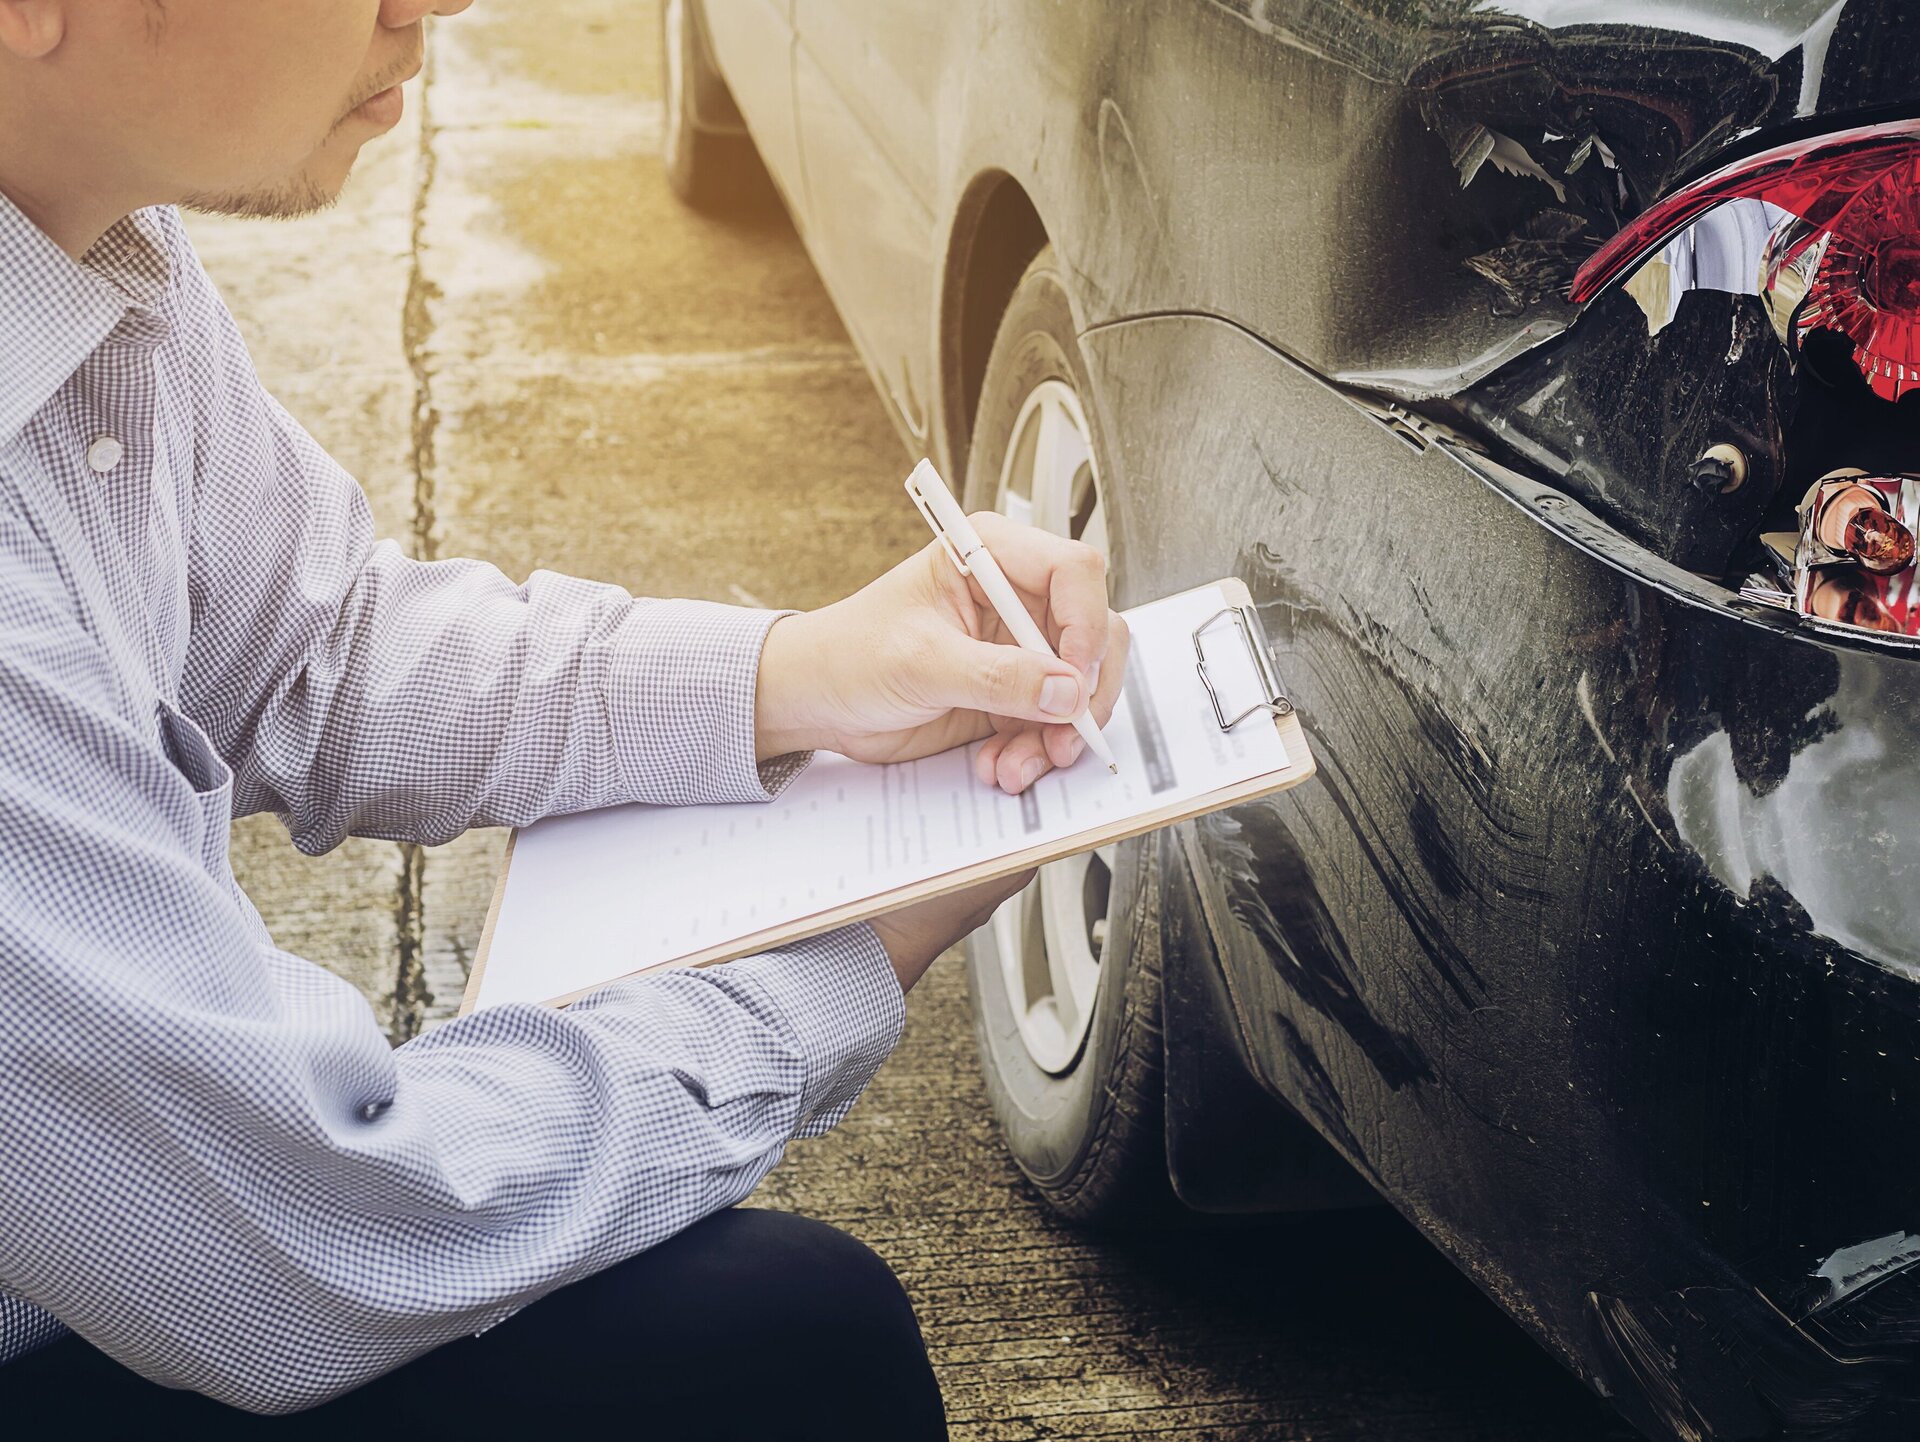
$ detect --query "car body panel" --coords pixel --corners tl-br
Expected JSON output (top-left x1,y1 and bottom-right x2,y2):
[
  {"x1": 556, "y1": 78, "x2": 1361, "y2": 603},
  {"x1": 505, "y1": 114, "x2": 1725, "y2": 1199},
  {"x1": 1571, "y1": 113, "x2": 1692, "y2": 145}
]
[
  {"x1": 790, "y1": 1, "x2": 943, "y2": 440},
  {"x1": 1083, "y1": 307, "x2": 1920, "y2": 1436}
]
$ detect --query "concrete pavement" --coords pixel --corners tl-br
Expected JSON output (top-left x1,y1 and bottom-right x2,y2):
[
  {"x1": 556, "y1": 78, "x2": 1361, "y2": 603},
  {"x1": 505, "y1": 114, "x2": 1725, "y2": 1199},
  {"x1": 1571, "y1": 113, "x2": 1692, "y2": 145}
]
[{"x1": 189, "y1": 4, "x2": 1633, "y2": 1437}]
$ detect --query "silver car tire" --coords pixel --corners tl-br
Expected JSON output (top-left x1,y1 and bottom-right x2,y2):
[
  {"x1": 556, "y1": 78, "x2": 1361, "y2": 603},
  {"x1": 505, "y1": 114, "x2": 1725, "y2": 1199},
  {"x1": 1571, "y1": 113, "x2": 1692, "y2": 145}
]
[{"x1": 962, "y1": 247, "x2": 1175, "y2": 1225}]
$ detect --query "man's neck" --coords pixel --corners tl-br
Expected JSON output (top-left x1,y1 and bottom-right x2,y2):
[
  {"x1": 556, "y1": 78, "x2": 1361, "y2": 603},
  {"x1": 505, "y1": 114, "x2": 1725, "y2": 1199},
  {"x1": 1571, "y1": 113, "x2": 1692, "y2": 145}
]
[{"x1": 0, "y1": 146, "x2": 141, "y2": 259}]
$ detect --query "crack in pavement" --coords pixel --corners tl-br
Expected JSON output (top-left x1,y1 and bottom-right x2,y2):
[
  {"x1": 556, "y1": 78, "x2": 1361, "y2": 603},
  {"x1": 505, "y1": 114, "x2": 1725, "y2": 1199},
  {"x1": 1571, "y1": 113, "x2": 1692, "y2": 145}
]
[
  {"x1": 389, "y1": 36, "x2": 444, "y2": 1045},
  {"x1": 404, "y1": 41, "x2": 443, "y2": 569}
]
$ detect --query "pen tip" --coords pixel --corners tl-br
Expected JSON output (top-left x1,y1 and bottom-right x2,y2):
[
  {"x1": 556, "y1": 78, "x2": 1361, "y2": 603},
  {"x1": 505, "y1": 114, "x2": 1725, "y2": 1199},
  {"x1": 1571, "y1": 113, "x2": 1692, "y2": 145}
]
[{"x1": 1108, "y1": 762, "x2": 1119, "y2": 774}]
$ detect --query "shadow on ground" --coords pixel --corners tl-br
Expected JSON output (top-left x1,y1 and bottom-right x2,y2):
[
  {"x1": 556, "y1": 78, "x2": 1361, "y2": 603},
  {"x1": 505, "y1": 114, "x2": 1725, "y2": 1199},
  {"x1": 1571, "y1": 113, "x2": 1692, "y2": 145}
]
[
  {"x1": 761, "y1": 959, "x2": 1635, "y2": 1441},
  {"x1": 1099, "y1": 1211, "x2": 1635, "y2": 1437}
]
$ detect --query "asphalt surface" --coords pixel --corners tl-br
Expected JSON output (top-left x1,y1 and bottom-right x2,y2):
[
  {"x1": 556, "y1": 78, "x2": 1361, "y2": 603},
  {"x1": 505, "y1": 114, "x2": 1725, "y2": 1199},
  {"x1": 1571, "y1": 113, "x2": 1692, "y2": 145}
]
[{"x1": 193, "y1": 4, "x2": 1639, "y2": 1437}]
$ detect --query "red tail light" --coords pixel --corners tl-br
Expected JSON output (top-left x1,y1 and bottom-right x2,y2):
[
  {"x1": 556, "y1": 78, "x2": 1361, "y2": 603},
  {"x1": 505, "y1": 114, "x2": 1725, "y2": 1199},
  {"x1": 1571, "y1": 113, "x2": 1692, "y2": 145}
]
[{"x1": 1569, "y1": 119, "x2": 1920, "y2": 400}]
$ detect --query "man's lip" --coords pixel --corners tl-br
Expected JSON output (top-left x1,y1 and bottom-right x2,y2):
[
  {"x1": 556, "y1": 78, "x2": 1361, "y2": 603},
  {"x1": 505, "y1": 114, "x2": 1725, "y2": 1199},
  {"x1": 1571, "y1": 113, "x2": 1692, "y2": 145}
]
[
  {"x1": 355, "y1": 61, "x2": 422, "y2": 112},
  {"x1": 347, "y1": 62, "x2": 421, "y2": 126},
  {"x1": 354, "y1": 84, "x2": 406, "y2": 127}
]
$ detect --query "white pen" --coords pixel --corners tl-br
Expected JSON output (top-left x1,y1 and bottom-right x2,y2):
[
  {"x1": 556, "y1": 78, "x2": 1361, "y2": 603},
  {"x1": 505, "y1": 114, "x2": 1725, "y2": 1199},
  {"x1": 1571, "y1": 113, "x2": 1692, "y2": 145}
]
[{"x1": 904, "y1": 458, "x2": 1119, "y2": 774}]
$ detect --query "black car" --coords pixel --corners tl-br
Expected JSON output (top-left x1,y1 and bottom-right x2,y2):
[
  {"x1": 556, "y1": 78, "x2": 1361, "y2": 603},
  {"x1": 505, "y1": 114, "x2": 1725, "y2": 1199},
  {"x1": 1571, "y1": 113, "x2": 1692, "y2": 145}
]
[{"x1": 663, "y1": 3, "x2": 1920, "y2": 1436}]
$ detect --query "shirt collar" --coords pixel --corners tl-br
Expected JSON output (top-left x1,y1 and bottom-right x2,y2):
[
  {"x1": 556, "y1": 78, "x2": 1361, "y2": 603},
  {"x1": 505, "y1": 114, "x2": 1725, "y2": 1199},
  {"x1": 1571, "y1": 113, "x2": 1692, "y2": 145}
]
[{"x1": 0, "y1": 191, "x2": 177, "y2": 448}]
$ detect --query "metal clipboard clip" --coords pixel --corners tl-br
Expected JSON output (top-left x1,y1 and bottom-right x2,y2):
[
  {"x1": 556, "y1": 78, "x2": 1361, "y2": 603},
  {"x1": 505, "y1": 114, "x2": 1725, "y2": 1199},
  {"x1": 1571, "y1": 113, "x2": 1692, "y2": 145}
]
[{"x1": 1193, "y1": 604, "x2": 1293, "y2": 731}]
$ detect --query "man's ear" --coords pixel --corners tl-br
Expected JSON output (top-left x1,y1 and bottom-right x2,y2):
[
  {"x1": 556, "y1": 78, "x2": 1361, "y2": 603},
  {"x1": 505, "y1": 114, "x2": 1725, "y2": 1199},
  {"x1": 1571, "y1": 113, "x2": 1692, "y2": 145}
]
[{"x1": 0, "y1": 0, "x2": 65, "y2": 60}]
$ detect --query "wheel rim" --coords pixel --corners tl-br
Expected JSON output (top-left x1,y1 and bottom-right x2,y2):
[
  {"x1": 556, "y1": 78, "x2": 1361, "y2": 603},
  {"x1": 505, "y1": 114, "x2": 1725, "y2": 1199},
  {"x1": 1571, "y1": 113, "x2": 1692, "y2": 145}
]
[
  {"x1": 662, "y1": 0, "x2": 687, "y2": 164},
  {"x1": 988, "y1": 379, "x2": 1117, "y2": 1076}
]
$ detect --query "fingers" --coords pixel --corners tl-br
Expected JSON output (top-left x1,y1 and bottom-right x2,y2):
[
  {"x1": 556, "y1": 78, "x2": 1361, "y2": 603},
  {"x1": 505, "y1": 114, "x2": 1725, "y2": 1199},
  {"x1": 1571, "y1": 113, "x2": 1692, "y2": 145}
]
[
  {"x1": 911, "y1": 510, "x2": 1129, "y2": 797},
  {"x1": 970, "y1": 611, "x2": 1131, "y2": 795},
  {"x1": 974, "y1": 733, "x2": 1005, "y2": 786},
  {"x1": 927, "y1": 631, "x2": 1088, "y2": 726},
  {"x1": 969, "y1": 511, "x2": 1111, "y2": 676},
  {"x1": 1085, "y1": 611, "x2": 1129, "y2": 726},
  {"x1": 976, "y1": 725, "x2": 1055, "y2": 793}
]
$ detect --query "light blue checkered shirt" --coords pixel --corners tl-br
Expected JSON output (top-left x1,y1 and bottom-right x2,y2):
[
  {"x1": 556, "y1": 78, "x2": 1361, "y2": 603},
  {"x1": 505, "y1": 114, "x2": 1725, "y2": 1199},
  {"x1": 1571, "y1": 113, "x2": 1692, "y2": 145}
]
[{"x1": 0, "y1": 195, "x2": 905, "y2": 1413}]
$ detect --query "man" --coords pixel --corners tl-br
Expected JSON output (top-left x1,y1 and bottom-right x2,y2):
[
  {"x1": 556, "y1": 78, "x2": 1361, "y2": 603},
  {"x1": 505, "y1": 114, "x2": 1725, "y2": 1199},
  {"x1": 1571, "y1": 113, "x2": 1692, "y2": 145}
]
[{"x1": 0, "y1": 0, "x2": 1128, "y2": 1434}]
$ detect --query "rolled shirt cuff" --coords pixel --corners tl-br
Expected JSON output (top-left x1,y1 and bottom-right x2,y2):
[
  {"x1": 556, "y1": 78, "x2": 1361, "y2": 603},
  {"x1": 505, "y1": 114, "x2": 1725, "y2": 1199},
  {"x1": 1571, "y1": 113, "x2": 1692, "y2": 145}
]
[{"x1": 606, "y1": 599, "x2": 813, "y2": 806}]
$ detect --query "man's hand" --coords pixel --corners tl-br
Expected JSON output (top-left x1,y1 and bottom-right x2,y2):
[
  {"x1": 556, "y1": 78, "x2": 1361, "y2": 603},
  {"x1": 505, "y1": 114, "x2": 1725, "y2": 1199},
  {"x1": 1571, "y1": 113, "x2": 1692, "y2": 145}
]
[
  {"x1": 755, "y1": 512, "x2": 1130, "y2": 795},
  {"x1": 867, "y1": 868, "x2": 1038, "y2": 993}
]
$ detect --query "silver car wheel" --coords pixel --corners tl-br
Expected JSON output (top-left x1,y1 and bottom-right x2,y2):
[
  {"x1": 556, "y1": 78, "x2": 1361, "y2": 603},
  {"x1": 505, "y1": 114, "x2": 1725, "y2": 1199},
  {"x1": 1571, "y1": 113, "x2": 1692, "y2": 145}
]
[{"x1": 987, "y1": 379, "x2": 1117, "y2": 1076}]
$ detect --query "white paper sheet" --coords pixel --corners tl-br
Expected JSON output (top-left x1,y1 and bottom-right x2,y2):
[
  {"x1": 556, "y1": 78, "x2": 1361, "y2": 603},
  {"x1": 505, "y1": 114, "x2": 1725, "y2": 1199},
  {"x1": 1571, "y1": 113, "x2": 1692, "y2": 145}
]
[{"x1": 472, "y1": 583, "x2": 1287, "y2": 1009}]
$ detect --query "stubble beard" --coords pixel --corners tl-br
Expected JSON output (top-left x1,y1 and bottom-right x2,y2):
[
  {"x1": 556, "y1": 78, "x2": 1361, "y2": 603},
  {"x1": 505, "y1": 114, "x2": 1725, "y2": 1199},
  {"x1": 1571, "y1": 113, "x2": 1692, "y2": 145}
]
[
  {"x1": 180, "y1": 171, "x2": 343, "y2": 223},
  {"x1": 179, "y1": 107, "x2": 368, "y2": 223}
]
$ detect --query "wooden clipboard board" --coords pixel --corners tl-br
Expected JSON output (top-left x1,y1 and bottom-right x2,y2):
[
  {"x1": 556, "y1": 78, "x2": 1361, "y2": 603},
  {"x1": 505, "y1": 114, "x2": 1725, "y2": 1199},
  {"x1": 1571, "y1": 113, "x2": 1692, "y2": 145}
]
[{"x1": 460, "y1": 576, "x2": 1312, "y2": 1013}]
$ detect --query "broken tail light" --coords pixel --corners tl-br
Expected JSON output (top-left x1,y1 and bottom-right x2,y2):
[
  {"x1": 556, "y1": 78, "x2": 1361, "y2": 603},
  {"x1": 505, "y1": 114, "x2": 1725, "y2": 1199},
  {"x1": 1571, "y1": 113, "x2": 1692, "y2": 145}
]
[
  {"x1": 1571, "y1": 120, "x2": 1920, "y2": 401},
  {"x1": 1787, "y1": 473, "x2": 1920, "y2": 636}
]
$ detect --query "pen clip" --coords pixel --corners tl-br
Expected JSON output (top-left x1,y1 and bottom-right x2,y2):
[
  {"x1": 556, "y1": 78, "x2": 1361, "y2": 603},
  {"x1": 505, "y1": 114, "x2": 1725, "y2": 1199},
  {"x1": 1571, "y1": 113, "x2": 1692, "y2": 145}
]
[{"x1": 906, "y1": 475, "x2": 972, "y2": 575}]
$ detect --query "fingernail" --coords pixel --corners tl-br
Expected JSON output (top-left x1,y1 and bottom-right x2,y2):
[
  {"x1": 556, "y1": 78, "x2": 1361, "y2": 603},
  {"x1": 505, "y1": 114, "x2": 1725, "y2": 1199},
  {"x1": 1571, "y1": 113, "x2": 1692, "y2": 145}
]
[
  {"x1": 1039, "y1": 675, "x2": 1079, "y2": 717},
  {"x1": 1088, "y1": 660, "x2": 1102, "y2": 692},
  {"x1": 1020, "y1": 757, "x2": 1044, "y2": 787},
  {"x1": 1068, "y1": 736, "x2": 1086, "y2": 765}
]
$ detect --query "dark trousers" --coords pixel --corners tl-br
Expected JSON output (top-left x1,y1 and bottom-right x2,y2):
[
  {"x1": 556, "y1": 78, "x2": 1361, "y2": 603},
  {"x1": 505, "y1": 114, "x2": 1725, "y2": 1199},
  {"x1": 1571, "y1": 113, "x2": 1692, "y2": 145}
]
[{"x1": 0, "y1": 1208, "x2": 948, "y2": 1439}]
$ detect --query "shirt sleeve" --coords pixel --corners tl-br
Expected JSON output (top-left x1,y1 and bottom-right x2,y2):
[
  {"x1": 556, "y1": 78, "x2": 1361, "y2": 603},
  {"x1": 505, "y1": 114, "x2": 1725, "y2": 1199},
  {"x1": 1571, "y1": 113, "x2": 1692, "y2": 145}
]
[
  {"x1": 171, "y1": 235, "x2": 801, "y2": 850},
  {"x1": 0, "y1": 526, "x2": 906, "y2": 1413}
]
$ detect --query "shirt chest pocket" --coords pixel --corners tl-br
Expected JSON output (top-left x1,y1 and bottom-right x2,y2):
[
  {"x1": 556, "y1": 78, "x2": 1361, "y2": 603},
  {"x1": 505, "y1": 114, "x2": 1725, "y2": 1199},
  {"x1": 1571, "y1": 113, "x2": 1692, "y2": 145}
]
[{"x1": 156, "y1": 699, "x2": 234, "y2": 869}]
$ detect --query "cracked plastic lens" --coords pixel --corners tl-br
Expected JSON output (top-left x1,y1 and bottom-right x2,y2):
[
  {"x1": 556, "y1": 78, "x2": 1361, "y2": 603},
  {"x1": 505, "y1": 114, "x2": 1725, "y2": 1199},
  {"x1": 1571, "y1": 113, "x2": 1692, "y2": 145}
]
[{"x1": 1573, "y1": 119, "x2": 1920, "y2": 399}]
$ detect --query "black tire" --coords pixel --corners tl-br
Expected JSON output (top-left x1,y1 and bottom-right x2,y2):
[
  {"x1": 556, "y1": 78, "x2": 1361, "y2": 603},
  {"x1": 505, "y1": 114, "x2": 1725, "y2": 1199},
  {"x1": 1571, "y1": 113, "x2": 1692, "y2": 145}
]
[
  {"x1": 963, "y1": 248, "x2": 1177, "y2": 1226},
  {"x1": 659, "y1": 0, "x2": 773, "y2": 214}
]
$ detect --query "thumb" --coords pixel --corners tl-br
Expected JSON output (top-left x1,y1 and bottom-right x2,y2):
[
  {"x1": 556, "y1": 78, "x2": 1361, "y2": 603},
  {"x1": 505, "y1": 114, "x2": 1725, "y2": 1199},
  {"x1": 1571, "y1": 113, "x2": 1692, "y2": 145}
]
[{"x1": 924, "y1": 632, "x2": 1087, "y2": 724}]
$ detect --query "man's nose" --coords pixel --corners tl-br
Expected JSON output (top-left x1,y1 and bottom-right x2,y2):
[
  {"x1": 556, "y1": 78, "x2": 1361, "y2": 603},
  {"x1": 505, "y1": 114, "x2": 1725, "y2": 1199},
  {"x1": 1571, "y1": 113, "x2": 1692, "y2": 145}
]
[{"x1": 379, "y1": 0, "x2": 476, "y2": 27}]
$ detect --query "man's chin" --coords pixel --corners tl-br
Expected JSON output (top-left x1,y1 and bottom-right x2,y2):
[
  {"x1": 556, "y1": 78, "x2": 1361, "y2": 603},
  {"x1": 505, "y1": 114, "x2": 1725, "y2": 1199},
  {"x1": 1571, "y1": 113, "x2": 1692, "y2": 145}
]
[{"x1": 181, "y1": 151, "x2": 358, "y2": 223}]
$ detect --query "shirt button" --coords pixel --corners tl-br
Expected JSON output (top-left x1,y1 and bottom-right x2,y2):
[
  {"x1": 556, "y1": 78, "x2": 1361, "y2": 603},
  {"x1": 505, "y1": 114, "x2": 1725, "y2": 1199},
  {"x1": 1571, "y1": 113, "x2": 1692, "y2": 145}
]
[{"x1": 86, "y1": 436, "x2": 124, "y2": 474}]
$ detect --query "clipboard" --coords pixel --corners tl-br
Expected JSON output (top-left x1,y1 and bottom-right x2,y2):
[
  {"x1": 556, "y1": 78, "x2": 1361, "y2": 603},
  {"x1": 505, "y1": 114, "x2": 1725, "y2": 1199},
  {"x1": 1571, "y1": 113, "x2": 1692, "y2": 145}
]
[{"x1": 460, "y1": 576, "x2": 1312, "y2": 1013}]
